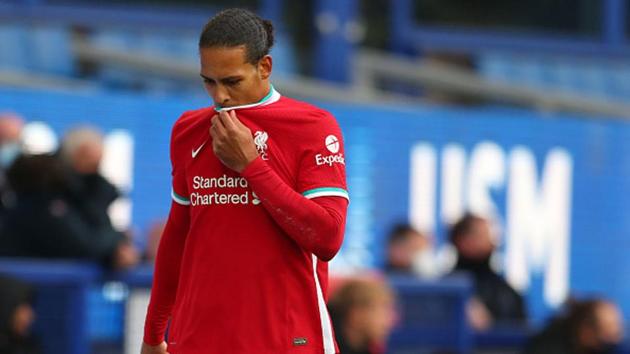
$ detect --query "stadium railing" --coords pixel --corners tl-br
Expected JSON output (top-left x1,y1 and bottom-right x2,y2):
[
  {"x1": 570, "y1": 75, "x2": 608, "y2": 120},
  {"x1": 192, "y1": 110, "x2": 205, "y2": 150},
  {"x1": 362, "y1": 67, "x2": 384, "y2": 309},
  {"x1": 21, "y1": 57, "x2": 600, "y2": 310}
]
[
  {"x1": 0, "y1": 258, "x2": 154, "y2": 354},
  {"x1": 0, "y1": 258, "x2": 100, "y2": 354},
  {"x1": 0, "y1": 258, "x2": 535, "y2": 354},
  {"x1": 391, "y1": 0, "x2": 630, "y2": 57}
]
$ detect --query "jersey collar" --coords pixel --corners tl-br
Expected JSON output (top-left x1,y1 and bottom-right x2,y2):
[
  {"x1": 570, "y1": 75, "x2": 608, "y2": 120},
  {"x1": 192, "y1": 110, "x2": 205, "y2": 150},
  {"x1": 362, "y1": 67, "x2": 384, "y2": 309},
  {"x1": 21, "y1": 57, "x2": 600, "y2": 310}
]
[{"x1": 215, "y1": 84, "x2": 280, "y2": 112}]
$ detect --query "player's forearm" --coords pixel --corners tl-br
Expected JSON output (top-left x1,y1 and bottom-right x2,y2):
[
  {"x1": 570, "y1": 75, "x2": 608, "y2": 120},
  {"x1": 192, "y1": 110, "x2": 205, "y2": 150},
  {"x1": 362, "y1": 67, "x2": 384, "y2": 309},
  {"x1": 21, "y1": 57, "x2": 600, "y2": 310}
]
[
  {"x1": 242, "y1": 156, "x2": 347, "y2": 261},
  {"x1": 144, "y1": 202, "x2": 189, "y2": 345}
]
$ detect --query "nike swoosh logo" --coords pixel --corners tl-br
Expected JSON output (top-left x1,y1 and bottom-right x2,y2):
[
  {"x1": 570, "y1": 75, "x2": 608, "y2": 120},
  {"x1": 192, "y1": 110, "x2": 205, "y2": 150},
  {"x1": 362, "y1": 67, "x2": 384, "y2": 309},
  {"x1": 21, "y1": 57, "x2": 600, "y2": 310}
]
[{"x1": 192, "y1": 142, "x2": 206, "y2": 158}]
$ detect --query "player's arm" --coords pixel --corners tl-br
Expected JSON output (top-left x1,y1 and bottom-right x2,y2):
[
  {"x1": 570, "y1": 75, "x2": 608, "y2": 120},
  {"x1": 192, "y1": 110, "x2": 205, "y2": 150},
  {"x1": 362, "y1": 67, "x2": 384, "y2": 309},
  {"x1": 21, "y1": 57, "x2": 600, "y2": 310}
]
[
  {"x1": 143, "y1": 120, "x2": 191, "y2": 348},
  {"x1": 211, "y1": 110, "x2": 347, "y2": 261},
  {"x1": 143, "y1": 200, "x2": 190, "y2": 345},
  {"x1": 242, "y1": 156, "x2": 347, "y2": 260}
]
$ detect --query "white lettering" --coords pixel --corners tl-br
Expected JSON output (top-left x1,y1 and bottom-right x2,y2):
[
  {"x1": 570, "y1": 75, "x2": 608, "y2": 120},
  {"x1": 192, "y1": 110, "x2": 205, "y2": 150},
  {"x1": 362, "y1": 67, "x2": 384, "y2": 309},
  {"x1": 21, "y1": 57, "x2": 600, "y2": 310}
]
[
  {"x1": 192, "y1": 175, "x2": 249, "y2": 190},
  {"x1": 409, "y1": 141, "x2": 573, "y2": 308},
  {"x1": 440, "y1": 144, "x2": 466, "y2": 226},
  {"x1": 193, "y1": 176, "x2": 202, "y2": 190},
  {"x1": 315, "y1": 153, "x2": 345, "y2": 166},
  {"x1": 505, "y1": 147, "x2": 572, "y2": 307},
  {"x1": 190, "y1": 191, "x2": 256, "y2": 206},
  {"x1": 466, "y1": 141, "x2": 505, "y2": 220},
  {"x1": 409, "y1": 143, "x2": 436, "y2": 233}
]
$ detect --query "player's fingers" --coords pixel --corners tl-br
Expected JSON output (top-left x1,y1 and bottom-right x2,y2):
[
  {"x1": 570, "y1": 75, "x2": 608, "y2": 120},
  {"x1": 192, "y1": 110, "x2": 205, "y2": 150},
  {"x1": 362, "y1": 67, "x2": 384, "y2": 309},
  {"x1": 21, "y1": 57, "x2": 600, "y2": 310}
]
[
  {"x1": 212, "y1": 114, "x2": 227, "y2": 136},
  {"x1": 209, "y1": 118, "x2": 217, "y2": 137},
  {"x1": 228, "y1": 110, "x2": 238, "y2": 123},
  {"x1": 229, "y1": 110, "x2": 251, "y2": 134},
  {"x1": 228, "y1": 110, "x2": 244, "y2": 129},
  {"x1": 219, "y1": 110, "x2": 237, "y2": 132}
]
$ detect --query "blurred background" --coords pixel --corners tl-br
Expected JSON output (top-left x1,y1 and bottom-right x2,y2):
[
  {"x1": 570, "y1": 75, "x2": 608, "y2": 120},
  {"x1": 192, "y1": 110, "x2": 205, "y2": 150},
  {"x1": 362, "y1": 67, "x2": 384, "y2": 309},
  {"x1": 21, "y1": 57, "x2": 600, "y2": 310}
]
[{"x1": 0, "y1": 0, "x2": 629, "y2": 353}]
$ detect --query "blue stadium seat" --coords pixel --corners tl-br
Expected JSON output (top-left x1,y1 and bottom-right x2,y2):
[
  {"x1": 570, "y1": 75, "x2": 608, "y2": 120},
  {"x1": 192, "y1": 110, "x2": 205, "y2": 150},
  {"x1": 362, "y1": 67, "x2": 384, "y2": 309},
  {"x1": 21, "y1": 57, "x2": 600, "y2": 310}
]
[
  {"x1": 477, "y1": 53, "x2": 630, "y2": 102},
  {"x1": 88, "y1": 283, "x2": 126, "y2": 342},
  {"x1": 387, "y1": 275, "x2": 473, "y2": 354},
  {"x1": 0, "y1": 24, "x2": 29, "y2": 71},
  {"x1": 27, "y1": 25, "x2": 74, "y2": 76},
  {"x1": 270, "y1": 32, "x2": 297, "y2": 76}
]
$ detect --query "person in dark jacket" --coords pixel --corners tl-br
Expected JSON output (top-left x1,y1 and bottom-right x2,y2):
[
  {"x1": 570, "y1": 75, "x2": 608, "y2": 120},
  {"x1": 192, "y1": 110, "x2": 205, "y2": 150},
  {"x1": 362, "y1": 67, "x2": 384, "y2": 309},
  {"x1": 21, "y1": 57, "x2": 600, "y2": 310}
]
[
  {"x1": 523, "y1": 299, "x2": 623, "y2": 354},
  {"x1": 59, "y1": 127, "x2": 122, "y2": 229},
  {"x1": 0, "y1": 154, "x2": 134, "y2": 269},
  {"x1": 0, "y1": 274, "x2": 40, "y2": 354},
  {"x1": 58, "y1": 127, "x2": 139, "y2": 269},
  {"x1": 449, "y1": 213, "x2": 527, "y2": 331}
]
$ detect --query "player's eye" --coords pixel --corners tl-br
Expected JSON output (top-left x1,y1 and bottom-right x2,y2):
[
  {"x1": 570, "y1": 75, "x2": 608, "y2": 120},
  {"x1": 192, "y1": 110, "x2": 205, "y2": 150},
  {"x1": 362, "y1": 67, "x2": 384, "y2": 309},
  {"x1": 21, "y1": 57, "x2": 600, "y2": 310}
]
[
  {"x1": 224, "y1": 79, "x2": 242, "y2": 86},
  {"x1": 203, "y1": 78, "x2": 215, "y2": 85}
]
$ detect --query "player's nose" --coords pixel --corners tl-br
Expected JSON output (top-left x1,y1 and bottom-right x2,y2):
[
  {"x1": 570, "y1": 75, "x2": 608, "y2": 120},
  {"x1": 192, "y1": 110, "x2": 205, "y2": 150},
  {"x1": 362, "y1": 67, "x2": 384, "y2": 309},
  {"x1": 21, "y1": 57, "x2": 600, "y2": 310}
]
[{"x1": 212, "y1": 87, "x2": 230, "y2": 107}]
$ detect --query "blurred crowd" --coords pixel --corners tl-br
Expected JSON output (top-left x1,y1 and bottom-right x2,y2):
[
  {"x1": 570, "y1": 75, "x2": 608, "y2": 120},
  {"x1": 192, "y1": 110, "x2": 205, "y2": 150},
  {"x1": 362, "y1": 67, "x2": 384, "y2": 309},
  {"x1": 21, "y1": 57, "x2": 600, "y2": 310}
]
[
  {"x1": 0, "y1": 112, "x2": 148, "y2": 354},
  {"x1": 0, "y1": 112, "x2": 140, "y2": 269},
  {"x1": 327, "y1": 214, "x2": 625, "y2": 354},
  {"x1": 0, "y1": 112, "x2": 624, "y2": 354}
]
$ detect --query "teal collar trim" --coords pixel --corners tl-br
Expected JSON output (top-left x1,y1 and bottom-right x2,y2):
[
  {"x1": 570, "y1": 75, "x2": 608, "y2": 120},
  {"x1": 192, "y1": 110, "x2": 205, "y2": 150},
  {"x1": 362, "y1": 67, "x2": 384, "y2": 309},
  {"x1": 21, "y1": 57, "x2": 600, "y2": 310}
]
[{"x1": 215, "y1": 84, "x2": 280, "y2": 112}]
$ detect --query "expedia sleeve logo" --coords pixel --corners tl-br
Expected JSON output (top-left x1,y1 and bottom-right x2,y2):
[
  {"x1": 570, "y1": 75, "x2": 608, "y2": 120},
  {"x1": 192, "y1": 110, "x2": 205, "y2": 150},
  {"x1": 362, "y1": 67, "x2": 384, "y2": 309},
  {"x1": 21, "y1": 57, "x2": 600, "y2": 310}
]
[
  {"x1": 325, "y1": 135, "x2": 340, "y2": 153},
  {"x1": 316, "y1": 134, "x2": 345, "y2": 166}
]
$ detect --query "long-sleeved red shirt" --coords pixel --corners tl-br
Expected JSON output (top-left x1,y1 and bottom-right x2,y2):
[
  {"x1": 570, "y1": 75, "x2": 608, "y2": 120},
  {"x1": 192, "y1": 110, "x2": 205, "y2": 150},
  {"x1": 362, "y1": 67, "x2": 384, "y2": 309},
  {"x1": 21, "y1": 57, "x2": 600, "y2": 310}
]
[{"x1": 144, "y1": 88, "x2": 349, "y2": 354}]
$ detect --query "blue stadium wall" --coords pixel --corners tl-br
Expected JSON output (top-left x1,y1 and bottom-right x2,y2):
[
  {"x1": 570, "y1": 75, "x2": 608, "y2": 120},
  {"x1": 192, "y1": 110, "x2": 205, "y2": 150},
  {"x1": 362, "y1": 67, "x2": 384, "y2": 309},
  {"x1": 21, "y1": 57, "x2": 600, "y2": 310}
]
[{"x1": 2, "y1": 87, "x2": 630, "y2": 326}]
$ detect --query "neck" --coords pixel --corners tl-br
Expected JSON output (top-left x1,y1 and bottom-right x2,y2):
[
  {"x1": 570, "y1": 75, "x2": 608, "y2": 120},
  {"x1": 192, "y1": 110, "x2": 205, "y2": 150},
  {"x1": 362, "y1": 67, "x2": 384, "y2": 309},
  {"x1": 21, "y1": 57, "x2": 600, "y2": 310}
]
[{"x1": 256, "y1": 81, "x2": 271, "y2": 101}]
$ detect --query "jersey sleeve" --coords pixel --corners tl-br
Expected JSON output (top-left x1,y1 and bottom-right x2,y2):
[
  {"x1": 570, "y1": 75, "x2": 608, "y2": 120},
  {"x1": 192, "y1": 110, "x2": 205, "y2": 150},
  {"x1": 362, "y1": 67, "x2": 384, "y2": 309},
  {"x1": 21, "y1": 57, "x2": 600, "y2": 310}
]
[
  {"x1": 170, "y1": 121, "x2": 190, "y2": 206},
  {"x1": 296, "y1": 112, "x2": 349, "y2": 202}
]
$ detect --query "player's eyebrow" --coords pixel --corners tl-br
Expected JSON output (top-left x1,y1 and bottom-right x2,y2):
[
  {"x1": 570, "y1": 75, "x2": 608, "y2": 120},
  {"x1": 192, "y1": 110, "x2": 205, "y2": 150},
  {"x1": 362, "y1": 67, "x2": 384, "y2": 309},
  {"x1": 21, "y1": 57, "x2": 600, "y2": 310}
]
[{"x1": 200, "y1": 74, "x2": 242, "y2": 83}]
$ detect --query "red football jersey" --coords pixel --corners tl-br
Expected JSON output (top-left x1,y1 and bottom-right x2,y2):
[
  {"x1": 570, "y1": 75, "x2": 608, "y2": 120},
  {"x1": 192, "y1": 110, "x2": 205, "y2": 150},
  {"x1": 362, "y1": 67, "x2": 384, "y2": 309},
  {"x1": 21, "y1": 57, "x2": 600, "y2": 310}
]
[{"x1": 159, "y1": 87, "x2": 348, "y2": 354}]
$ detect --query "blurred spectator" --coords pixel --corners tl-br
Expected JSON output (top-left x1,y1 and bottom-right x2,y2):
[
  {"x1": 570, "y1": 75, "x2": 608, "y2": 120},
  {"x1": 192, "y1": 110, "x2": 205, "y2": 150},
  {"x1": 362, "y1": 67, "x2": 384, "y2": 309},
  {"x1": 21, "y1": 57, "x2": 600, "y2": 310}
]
[
  {"x1": 0, "y1": 274, "x2": 40, "y2": 354},
  {"x1": 144, "y1": 219, "x2": 166, "y2": 262},
  {"x1": 0, "y1": 113, "x2": 24, "y2": 167},
  {"x1": 449, "y1": 213, "x2": 526, "y2": 331},
  {"x1": 523, "y1": 299, "x2": 624, "y2": 354},
  {"x1": 384, "y1": 223, "x2": 439, "y2": 278},
  {"x1": 0, "y1": 153, "x2": 136, "y2": 270},
  {"x1": 328, "y1": 277, "x2": 397, "y2": 354},
  {"x1": 0, "y1": 112, "x2": 24, "y2": 211},
  {"x1": 59, "y1": 127, "x2": 117, "y2": 220},
  {"x1": 59, "y1": 127, "x2": 139, "y2": 269}
]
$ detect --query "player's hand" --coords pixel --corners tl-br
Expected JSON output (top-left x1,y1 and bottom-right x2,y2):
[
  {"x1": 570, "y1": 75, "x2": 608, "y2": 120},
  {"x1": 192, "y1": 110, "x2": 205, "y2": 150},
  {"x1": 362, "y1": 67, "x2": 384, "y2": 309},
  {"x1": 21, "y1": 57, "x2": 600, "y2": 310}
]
[
  {"x1": 141, "y1": 341, "x2": 168, "y2": 354},
  {"x1": 210, "y1": 110, "x2": 259, "y2": 173}
]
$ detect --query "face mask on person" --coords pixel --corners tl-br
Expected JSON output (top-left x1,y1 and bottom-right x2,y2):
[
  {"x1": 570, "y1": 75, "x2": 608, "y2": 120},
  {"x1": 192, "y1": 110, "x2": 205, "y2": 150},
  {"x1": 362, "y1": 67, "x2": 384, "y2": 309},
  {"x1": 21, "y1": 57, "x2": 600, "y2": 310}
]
[
  {"x1": 0, "y1": 142, "x2": 20, "y2": 168},
  {"x1": 411, "y1": 249, "x2": 439, "y2": 279}
]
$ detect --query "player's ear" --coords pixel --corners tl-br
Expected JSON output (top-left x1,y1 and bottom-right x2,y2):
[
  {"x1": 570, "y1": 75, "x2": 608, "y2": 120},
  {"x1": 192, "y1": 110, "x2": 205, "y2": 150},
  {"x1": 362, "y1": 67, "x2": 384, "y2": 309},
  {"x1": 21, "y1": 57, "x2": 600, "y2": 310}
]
[{"x1": 257, "y1": 55, "x2": 272, "y2": 80}]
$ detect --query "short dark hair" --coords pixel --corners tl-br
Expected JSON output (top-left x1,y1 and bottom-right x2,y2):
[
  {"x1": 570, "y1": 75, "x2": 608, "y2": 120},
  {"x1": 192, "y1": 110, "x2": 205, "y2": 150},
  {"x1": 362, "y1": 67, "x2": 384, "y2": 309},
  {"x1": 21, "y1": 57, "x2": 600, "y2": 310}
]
[
  {"x1": 448, "y1": 213, "x2": 485, "y2": 244},
  {"x1": 561, "y1": 298, "x2": 612, "y2": 339},
  {"x1": 387, "y1": 223, "x2": 421, "y2": 245},
  {"x1": 199, "y1": 8, "x2": 275, "y2": 65}
]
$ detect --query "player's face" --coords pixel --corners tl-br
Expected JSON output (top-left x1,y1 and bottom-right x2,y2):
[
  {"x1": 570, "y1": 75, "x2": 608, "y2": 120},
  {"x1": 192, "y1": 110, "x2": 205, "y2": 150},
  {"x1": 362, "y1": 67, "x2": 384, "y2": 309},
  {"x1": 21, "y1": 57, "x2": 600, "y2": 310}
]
[{"x1": 199, "y1": 46, "x2": 272, "y2": 108}]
